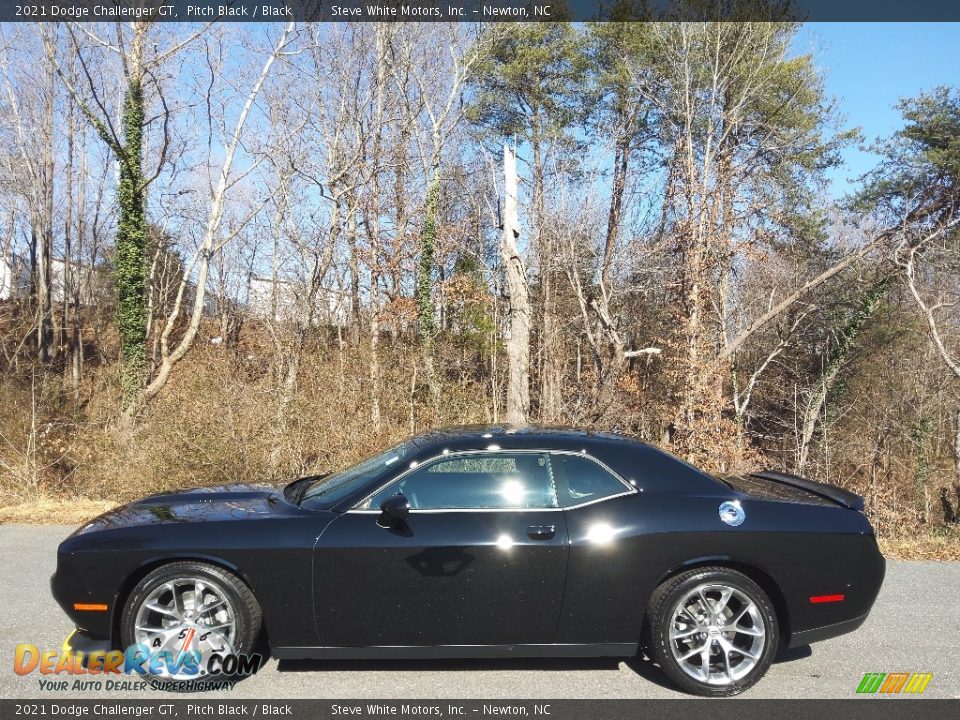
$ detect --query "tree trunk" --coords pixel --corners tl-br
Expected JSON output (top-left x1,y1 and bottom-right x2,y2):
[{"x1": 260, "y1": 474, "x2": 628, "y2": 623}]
[
  {"x1": 367, "y1": 27, "x2": 389, "y2": 435},
  {"x1": 62, "y1": 79, "x2": 75, "y2": 385},
  {"x1": 70, "y1": 116, "x2": 88, "y2": 402},
  {"x1": 35, "y1": 54, "x2": 55, "y2": 364},
  {"x1": 588, "y1": 124, "x2": 632, "y2": 420},
  {"x1": 115, "y1": 29, "x2": 148, "y2": 410},
  {"x1": 501, "y1": 144, "x2": 530, "y2": 425},
  {"x1": 346, "y1": 193, "x2": 361, "y2": 344},
  {"x1": 530, "y1": 113, "x2": 560, "y2": 422},
  {"x1": 798, "y1": 279, "x2": 889, "y2": 470},
  {"x1": 954, "y1": 407, "x2": 960, "y2": 485},
  {"x1": 602, "y1": 132, "x2": 629, "y2": 291},
  {"x1": 416, "y1": 167, "x2": 439, "y2": 343},
  {"x1": 417, "y1": 166, "x2": 441, "y2": 416}
]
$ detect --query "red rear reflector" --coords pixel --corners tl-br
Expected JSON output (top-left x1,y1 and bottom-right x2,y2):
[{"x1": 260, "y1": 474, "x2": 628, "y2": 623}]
[
  {"x1": 809, "y1": 594, "x2": 845, "y2": 604},
  {"x1": 73, "y1": 603, "x2": 108, "y2": 612}
]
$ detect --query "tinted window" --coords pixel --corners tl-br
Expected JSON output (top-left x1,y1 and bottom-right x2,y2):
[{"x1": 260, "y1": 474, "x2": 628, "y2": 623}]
[
  {"x1": 367, "y1": 453, "x2": 557, "y2": 510},
  {"x1": 550, "y1": 453, "x2": 628, "y2": 508},
  {"x1": 299, "y1": 440, "x2": 414, "y2": 508}
]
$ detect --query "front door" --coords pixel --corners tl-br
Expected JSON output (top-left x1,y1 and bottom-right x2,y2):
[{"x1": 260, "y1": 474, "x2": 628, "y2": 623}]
[{"x1": 312, "y1": 451, "x2": 569, "y2": 648}]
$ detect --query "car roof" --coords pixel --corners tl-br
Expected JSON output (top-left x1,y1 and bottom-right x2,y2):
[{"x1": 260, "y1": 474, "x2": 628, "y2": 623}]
[
  {"x1": 395, "y1": 424, "x2": 724, "y2": 497},
  {"x1": 406, "y1": 424, "x2": 644, "y2": 454}
]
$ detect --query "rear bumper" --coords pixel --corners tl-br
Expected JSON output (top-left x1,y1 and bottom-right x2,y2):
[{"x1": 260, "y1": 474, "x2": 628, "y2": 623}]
[
  {"x1": 776, "y1": 526, "x2": 884, "y2": 650},
  {"x1": 787, "y1": 612, "x2": 869, "y2": 648}
]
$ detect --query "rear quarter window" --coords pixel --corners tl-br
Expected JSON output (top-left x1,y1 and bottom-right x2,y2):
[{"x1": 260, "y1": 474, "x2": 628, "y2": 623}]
[{"x1": 551, "y1": 453, "x2": 630, "y2": 508}]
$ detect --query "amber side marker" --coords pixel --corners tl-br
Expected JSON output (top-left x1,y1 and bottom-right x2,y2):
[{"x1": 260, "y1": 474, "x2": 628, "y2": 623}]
[
  {"x1": 73, "y1": 603, "x2": 108, "y2": 612},
  {"x1": 809, "y1": 594, "x2": 845, "y2": 604}
]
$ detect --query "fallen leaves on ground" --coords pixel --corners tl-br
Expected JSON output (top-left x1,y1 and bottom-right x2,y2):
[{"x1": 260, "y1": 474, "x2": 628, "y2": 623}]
[{"x1": 0, "y1": 497, "x2": 117, "y2": 526}]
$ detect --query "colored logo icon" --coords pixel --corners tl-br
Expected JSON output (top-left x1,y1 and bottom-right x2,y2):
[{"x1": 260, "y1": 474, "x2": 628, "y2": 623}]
[{"x1": 856, "y1": 672, "x2": 932, "y2": 694}]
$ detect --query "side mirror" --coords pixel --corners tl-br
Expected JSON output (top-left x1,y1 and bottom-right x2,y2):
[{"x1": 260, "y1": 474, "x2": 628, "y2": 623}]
[{"x1": 378, "y1": 493, "x2": 410, "y2": 528}]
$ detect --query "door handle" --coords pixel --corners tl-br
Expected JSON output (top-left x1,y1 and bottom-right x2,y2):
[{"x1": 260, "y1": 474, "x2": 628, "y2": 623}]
[{"x1": 526, "y1": 525, "x2": 556, "y2": 540}]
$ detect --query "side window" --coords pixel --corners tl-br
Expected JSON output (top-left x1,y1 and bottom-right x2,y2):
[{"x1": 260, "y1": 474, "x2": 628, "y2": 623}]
[
  {"x1": 550, "y1": 453, "x2": 629, "y2": 508},
  {"x1": 367, "y1": 453, "x2": 557, "y2": 510}
]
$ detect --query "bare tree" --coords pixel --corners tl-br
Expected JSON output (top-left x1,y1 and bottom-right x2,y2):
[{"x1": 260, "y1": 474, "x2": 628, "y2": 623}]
[
  {"x1": 0, "y1": 28, "x2": 56, "y2": 363},
  {"x1": 141, "y1": 23, "x2": 294, "y2": 406}
]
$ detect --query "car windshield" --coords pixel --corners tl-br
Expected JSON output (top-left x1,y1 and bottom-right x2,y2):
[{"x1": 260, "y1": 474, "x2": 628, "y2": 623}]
[{"x1": 296, "y1": 440, "x2": 415, "y2": 508}]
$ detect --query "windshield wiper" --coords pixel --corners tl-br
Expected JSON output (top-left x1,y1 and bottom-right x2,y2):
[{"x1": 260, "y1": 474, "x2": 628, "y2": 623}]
[{"x1": 289, "y1": 473, "x2": 329, "y2": 506}]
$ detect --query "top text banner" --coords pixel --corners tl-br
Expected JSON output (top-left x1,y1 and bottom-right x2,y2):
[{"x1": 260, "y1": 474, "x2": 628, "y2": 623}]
[{"x1": 3, "y1": 0, "x2": 960, "y2": 22}]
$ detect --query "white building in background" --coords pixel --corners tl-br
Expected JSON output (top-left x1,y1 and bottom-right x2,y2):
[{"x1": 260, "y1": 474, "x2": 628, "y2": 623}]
[
  {"x1": 246, "y1": 275, "x2": 348, "y2": 327},
  {"x1": 0, "y1": 255, "x2": 99, "y2": 305},
  {"x1": 0, "y1": 254, "x2": 29, "y2": 300},
  {"x1": 51, "y1": 259, "x2": 100, "y2": 305}
]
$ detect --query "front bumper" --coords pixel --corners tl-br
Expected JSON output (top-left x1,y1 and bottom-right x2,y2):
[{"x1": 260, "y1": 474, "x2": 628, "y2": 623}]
[
  {"x1": 63, "y1": 628, "x2": 113, "y2": 660},
  {"x1": 51, "y1": 562, "x2": 116, "y2": 641}
]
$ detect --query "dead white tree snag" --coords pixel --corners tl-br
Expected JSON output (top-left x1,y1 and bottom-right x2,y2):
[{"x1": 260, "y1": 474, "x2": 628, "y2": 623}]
[{"x1": 500, "y1": 143, "x2": 530, "y2": 425}]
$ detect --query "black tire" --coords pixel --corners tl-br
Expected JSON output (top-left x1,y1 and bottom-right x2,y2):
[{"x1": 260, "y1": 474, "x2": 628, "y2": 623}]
[
  {"x1": 120, "y1": 561, "x2": 263, "y2": 685},
  {"x1": 643, "y1": 566, "x2": 779, "y2": 697}
]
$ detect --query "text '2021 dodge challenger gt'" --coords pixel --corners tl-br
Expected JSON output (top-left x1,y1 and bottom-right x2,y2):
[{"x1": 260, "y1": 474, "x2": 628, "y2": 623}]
[{"x1": 51, "y1": 425, "x2": 884, "y2": 696}]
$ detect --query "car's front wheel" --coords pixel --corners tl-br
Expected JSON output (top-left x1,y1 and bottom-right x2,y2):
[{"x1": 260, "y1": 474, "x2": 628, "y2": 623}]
[
  {"x1": 644, "y1": 567, "x2": 779, "y2": 696},
  {"x1": 119, "y1": 561, "x2": 263, "y2": 683}
]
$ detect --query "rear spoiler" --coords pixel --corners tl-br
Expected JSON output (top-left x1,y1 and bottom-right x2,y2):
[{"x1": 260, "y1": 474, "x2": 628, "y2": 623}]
[{"x1": 751, "y1": 471, "x2": 865, "y2": 511}]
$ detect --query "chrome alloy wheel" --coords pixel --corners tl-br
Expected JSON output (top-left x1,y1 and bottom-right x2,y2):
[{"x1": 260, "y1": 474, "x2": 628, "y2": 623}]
[
  {"x1": 132, "y1": 576, "x2": 237, "y2": 678},
  {"x1": 667, "y1": 582, "x2": 766, "y2": 686}
]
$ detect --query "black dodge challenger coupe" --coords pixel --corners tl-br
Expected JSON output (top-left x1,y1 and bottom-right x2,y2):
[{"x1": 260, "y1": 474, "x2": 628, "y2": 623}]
[{"x1": 52, "y1": 425, "x2": 884, "y2": 696}]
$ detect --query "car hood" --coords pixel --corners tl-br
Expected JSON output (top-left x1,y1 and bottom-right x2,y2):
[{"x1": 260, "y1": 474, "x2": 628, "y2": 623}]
[{"x1": 70, "y1": 483, "x2": 291, "y2": 536}]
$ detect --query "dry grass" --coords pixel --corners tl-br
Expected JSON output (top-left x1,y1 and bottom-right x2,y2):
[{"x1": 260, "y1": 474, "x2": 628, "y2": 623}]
[
  {"x1": 0, "y1": 336, "x2": 494, "y2": 505},
  {"x1": 3, "y1": 324, "x2": 960, "y2": 560},
  {"x1": 0, "y1": 496, "x2": 117, "y2": 526},
  {"x1": 878, "y1": 530, "x2": 960, "y2": 561}
]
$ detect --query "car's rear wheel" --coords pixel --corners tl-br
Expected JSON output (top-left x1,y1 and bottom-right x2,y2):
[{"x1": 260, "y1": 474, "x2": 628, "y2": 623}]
[
  {"x1": 119, "y1": 561, "x2": 262, "y2": 683},
  {"x1": 644, "y1": 567, "x2": 779, "y2": 696}
]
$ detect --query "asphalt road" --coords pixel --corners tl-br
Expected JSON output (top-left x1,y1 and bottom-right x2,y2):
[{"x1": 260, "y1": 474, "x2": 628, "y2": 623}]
[{"x1": 2, "y1": 524, "x2": 958, "y2": 700}]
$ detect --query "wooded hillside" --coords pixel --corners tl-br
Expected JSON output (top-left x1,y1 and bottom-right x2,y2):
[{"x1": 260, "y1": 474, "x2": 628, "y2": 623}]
[{"x1": 1, "y1": 22, "x2": 959, "y2": 544}]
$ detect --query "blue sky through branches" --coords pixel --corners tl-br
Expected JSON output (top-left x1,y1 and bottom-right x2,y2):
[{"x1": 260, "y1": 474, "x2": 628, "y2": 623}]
[{"x1": 795, "y1": 22, "x2": 960, "y2": 196}]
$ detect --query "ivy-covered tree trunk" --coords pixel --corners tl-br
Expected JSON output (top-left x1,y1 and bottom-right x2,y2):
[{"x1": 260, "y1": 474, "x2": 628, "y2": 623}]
[
  {"x1": 43, "y1": 22, "x2": 151, "y2": 415},
  {"x1": 416, "y1": 170, "x2": 439, "y2": 344},
  {"x1": 115, "y1": 78, "x2": 148, "y2": 409}
]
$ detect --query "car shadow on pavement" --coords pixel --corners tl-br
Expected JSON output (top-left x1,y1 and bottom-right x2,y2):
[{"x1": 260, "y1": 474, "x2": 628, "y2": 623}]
[
  {"x1": 276, "y1": 657, "x2": 622, "y2": 674},
  {"x1": 273, "y1": 644, "x2": 813, "y2": 691},
  {"x1": 775, "y1": 645, "x2": 813, "y2": 663},
  {"x1": 276, "y1": 656, "x2": 682, "y2": 691}
]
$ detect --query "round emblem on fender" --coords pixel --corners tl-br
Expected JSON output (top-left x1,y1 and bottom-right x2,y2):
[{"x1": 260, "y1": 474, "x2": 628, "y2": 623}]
[{"x1": 719, "y1": 500, "x2": 745, "y2": 527}]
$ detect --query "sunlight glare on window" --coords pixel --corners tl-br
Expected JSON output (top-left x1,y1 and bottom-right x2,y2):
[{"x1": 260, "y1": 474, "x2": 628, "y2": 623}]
[{"x1": 500, "y1": 479, "x2": 525, "y2": 505}]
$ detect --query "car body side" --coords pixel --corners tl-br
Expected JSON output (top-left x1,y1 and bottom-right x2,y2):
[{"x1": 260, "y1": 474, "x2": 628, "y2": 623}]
[{"x1": 51, "y1": 430, "x2": 885, "y2": 658}]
